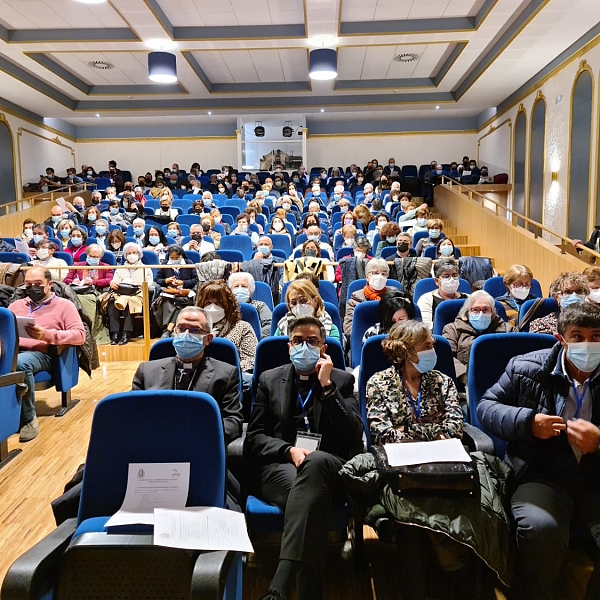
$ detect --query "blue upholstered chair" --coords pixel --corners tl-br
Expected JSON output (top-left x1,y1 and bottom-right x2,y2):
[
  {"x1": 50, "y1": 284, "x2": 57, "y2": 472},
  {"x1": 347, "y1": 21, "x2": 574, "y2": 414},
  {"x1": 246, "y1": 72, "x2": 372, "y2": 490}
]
[
  {"x1": 219, "y1": 236, "x2": 253, "y2": 261},
  {"x1": 346, "y1": 278, "x2": 402, "y2": 301},
  {"x1": 413, "y1": 277, "x2": 472, "y2": 304},
  {"x1": 432, "y1": 298, "x2": 508, "y2": 336},
  {"x1": 483, "y1": 276, "x2": 543, "y2": 299}
]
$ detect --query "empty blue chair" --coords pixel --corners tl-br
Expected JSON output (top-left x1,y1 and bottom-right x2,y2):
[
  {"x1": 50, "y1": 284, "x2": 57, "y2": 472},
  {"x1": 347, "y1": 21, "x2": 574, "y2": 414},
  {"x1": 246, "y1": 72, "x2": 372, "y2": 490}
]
[
  {"x1": 413, "y1": 278, "x2": 472, "y2": 304},
  {"x1": 217, "y1": 249, "x2": 245, "y2": 263},
  {"x1": 483, "y1": 275, "x2": 543, "y2": 299},
  {"x1": 172, "y1": 199, "x2": 193, "y2": 214},
  {"x1": 268, "y1": 234, "x2": 293, "y2": 258},
  {"x1": 380, "y1": 246, "x2": 398, "y2": 260},
  {"x1": 182, "y1": 193, "x2": 202, "y2": 201},
  {"x1": 171, "y1": 188, "x2": 186, "y2": 198},
  {"x1": 412, "y1": 230, "x2": 430, "y2": 249},
  {"x1": 358, "y1": 334, "x2": 456, "y2": 448},
  {"x1": 225, "y1": 198, "x2": 247, "y2": 213},
  {"x1": 350, "y1": 300, "x2": 379, "y2": 368},
  {"x1": 346, "y1": 278, "x2": 402, "y2": 301},
  {"x1": 0, "y1": 308, "x2": 24, "y2": 468},
  {"x1": 100, "y1": 251, "x2": 116, "y2": 266},
  {"x1": 432, "y1": 298, "x2": 508, "y2": 336},
  {"x1": 253, "y1": 281, "x2": 274, "y2": 310},
  {"x1": 185, "y1": 250, "x2": 200, "y2": 263},
  {"x1": 402, "y1": 165, "x2": 418, "y2": 178},
  {"x1": 220, "y1": 206, "x2": 241, "y2": 220},
  {"x1": 518, "y1": 297, "x2": 558, "y2": 332},
  {"x1": 93, "y1": 177, "x2": 111, "y2": 191},
  {"x1": 141, "y1": 249, "x2": 160, "y2": 266},
  {"x1": 176, "y1": 214, "x2": 200, "y2": 227},
  {"x1": 0, "y1": 252, "x2": 29, "y2": 263},
  {"x1": 54, "y1": 251, "x2": 74, "y2": 266},
  {"x1": 239, "y1": 302, "x2": 262, "y2": 340},
  {"x1": 219, "y1": 236, "x2": 253, "y2": 261}
]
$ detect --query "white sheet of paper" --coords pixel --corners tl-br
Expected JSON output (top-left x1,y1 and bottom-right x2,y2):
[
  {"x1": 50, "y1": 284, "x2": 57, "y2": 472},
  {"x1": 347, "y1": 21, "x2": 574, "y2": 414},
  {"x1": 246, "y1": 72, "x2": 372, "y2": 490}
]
[
  {"x1": 105, "y1": 462, "x2": 190, "y2": 528},
  {"x1": 16, "y1": 316, "x2": 35, "y2": 339},
  {"x1": 384, "y1": 438, "x2": 471, "y2": 467},
  {"x1": 55, "y1": 196, "x2": 67, "y2": 212},
  {"x1": 154, "y1": 507, "x2": 254, "y2": 553},
  {"x1": 14, "y1": 239, "x2": 30, "y2": 254}
]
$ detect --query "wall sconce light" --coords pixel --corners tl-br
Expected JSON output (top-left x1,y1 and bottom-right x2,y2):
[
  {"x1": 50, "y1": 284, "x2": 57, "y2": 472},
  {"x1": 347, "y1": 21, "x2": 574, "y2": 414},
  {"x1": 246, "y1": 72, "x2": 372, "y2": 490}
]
[{"x1": 551, "y1": 171, "x2": 558, "y2": 182}]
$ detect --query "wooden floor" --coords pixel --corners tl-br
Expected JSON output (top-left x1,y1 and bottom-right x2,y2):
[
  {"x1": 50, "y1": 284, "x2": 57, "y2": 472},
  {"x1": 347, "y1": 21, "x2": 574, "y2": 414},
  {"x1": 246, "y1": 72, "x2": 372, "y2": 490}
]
[{"x1": 5, "y1": 361, "x2": 587, "y2": 600}]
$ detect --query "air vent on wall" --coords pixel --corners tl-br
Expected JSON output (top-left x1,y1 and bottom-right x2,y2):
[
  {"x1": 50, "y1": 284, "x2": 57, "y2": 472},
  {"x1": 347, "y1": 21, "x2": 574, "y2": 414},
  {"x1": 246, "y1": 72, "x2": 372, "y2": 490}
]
[
  {"x1": 87, "y1": 60, "x2": 114, "y2": 70},
  {"x1": 393, "y1": 53, "x2": 420, "y2": 63}
]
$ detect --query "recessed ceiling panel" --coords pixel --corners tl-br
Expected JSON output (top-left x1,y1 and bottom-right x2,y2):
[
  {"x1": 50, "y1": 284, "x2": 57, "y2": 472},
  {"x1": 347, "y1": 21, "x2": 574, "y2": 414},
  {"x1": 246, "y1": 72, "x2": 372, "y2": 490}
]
[{"x1": 341, "y1": 0, "x2": 485, "y2": 22}]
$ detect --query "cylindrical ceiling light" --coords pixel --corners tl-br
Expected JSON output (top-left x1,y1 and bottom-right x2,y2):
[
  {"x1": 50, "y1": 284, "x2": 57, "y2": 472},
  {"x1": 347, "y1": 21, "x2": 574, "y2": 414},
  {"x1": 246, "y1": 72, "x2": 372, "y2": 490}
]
[
  {"x1": 148, "y1": 51, "x2": 177, "y2": 83},
  {"x1": 309, "y1": 48, "x2": 337, "y2": 81}
]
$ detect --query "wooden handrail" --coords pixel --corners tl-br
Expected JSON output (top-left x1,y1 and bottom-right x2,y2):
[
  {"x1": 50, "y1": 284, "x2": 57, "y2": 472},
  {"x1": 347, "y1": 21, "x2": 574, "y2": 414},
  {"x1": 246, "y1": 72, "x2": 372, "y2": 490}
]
[{"x1": 442, "y1": 177, "x2": 600, "y2": 263}]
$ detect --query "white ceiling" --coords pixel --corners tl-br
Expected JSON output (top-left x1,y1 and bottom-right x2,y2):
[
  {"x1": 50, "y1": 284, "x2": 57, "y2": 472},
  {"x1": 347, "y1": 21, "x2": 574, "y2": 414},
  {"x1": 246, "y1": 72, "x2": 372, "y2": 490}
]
[{"x1": 0, "y1": 0, "x2": 594, "y2": 130}]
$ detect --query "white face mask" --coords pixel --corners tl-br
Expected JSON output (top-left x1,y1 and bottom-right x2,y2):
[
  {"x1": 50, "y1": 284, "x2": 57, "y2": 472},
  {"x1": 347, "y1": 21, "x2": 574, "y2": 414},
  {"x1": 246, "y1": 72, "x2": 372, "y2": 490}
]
[
  {"x1": 440, "y1": 277, "x2": 460, "y2": 295},
  {"x1": 291, "y1": 303, "x2": 314, "y2": 318},
  {"x1": 511, "y1": 285, "x2": 531, "y2": 301},
  {"x1": 369, "y1": 274, "x2": 386, "y2": 291},
  {"x1": 126, "y1": 254, "x2": 139, "y2": 264},
  {"x1": 37, "y1": 248, "x2": 49, "y2": 260},
  {"x1": 589, "y1": 288, "x2": 600, "y2": 304},
  {"x1": 205, "y1": 303, "x2": 225, "y2": 323}
]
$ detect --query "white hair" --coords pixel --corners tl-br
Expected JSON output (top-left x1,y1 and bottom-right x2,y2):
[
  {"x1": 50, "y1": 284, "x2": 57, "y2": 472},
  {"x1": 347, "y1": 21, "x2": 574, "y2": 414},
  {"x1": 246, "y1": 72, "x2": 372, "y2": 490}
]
[
  {"x1": 365, "y1": 258, "x2": 390, "y2": 276},
  {"x1": 105, "y1": 186, "x2": 116, "y2": 195},
  {"x1": 227, "y1": 272, "x2": 255, "y2": 295},
  {"x1": 458, "y1": 290, "x2": 496, "y2": 319},
  {"x1": 86, "y1": 243, "x2": 104, "y2": 257}
]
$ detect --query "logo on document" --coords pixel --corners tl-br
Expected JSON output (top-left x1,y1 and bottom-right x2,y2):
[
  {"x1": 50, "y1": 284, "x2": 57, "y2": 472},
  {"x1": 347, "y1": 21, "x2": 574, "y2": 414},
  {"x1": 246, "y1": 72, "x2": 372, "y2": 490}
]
[{"x1": 137, "y1": 468, "x2": 145, "y2": 478}]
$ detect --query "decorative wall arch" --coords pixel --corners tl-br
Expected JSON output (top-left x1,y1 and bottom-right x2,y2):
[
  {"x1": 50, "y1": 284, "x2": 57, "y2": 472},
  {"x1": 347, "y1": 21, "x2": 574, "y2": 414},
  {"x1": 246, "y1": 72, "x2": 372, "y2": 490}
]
[
  {"x1": 513, "y1": 104, "x2": 527, "y2": 222},
  {"x1": 528, "y1": 91, "x2": 546, "y2": 225},
  {"x1": 0, "y1": 114, "x2": 17, "y2": 207}
]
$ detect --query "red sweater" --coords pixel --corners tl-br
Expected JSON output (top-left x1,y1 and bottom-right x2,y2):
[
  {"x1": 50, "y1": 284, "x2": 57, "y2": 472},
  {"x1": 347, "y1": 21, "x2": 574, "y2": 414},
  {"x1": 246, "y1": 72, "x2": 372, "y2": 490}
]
[{"x1": 9, "y1": 294, "x2": 86, "y2": 352}]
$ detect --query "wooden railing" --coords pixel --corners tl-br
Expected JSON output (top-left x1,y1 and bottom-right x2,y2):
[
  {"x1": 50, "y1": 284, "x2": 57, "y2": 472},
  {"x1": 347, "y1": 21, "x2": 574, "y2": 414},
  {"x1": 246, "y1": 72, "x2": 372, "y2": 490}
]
[
  {"x1": 441, "y1": 178, "x2": 600, "y2": 264},
  {"x1": 0, "y1": 183, "x2": 96, "y2": 217}
]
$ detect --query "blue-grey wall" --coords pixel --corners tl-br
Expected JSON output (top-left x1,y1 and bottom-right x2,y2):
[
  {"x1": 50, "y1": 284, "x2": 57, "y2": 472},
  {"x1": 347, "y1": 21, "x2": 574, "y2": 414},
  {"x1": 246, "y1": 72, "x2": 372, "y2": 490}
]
[
  {"x1": 514, "y1": 111, "x2": 527, "y2": 223},
  {"x1": 529, "y1": 100, "x2": 546, "y2": 225}
]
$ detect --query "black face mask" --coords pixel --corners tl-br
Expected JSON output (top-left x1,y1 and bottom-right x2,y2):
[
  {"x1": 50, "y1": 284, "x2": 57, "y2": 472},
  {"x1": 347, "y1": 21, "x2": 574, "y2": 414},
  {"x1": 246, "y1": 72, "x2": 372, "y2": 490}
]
[
  {"x1": 304, "y1": 249, "x2": 318, "y2": 258},
  {"x1": 202, "y1": 223, "x2": 211, "y2": 232},
  {"x1": 397, "y1": 242, "x2": 410, "y2": 253},
  {"x1": 191, "y1": 233, "x2": 202, "y2": 242},
  {"x1": 91, "y1": 198, "x2": 99, "y2": 205},
  {"x1": 160, "y1": 205, "x2": 170, "y2": 211},
  {"x1": 26, "y1": 285, "x2": 47, "y2": 304}
]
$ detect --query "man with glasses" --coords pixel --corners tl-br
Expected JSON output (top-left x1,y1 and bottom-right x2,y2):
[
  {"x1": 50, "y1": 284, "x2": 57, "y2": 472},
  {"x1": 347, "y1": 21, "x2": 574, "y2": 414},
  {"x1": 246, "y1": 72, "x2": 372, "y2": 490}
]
[
  {"x1": 246, "y1": 316, "x2": 364, "y2": 600},
  {"x1": 131, "y1": 306, "x2": 243, "y2": 446}
]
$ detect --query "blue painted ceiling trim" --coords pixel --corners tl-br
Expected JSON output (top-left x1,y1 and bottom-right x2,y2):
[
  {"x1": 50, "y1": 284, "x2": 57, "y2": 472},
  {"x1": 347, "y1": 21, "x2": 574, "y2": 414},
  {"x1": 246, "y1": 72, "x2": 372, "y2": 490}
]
[
  {"x1": 211, "y1": 81, "x2": 311, "y2": 93},
  {"x1": 433, "y1": 42, "x2": 467, "y2": 86},
  {"x1": 144, "y1": 0, "x2": 174, "y2": 38},
  {"x1": 0, "y1": 94, "x2": 44, "y2": 124},
  {"x1": 181, "y1": 52, "x2": 213, "y2": 92},
  {"x1": 8, "y1": 28, "x2": 138, "y2": 43},
  {"x1": 335, "y1": 78, "x2": 434, "y2": 91},
  {"x1": 173, "y1": 24, "x2": 305, "y2": 41},
  {"x1": 341, "y1": 16, "x2": 475, "y2": 36}
]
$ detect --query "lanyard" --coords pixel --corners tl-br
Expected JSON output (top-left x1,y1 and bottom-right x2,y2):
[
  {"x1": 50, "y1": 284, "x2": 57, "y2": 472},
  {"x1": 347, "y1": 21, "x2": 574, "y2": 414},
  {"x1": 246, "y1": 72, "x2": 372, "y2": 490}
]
[
  {"x1": 401, "y1": 375, "x2": 422, "y2": 420},
  {"x1": 297, "y1": 382, "x2": 316, "y2": 432},
  {"x1": 572, "y1": 380, "x2": 590, "y2": 419},
  {"x1": 29, "y1": 293, "x2": 54, "y2": 316}
]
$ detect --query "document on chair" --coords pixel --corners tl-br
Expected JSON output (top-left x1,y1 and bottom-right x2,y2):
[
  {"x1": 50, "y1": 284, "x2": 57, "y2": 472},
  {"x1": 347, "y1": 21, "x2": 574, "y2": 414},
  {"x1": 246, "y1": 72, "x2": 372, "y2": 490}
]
[
  {"x1": 16, "y1": 316, "x2": 35, "y2": 339},
  {"x1": 154, "y1": 507, "x2": 254, "y2": 553},
  {"x1": 384, "y1": 438, "x2": 471, "y2": 467},
  {"x1": 105, "y1": 462, "x2": 190, "y2": 527},
  {"x1": 14, "y1": 238, "x2": 30, "y2": 255},
  {"x1": 55, "y1": 196, "x2": 67, "y2": 212}
]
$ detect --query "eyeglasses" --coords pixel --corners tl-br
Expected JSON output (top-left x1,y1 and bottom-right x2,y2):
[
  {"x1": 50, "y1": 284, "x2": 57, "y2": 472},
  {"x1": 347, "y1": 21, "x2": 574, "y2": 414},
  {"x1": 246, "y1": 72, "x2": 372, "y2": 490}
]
[
  {"x1": 560, "y1": 289, "x2": 585, "y2": 296},
  {"x1": 470, "y1": 308, "x2": 492, "y2": 315},
  {"x1": 288, "y1": 296, "x2": 312, "y2": 307},
  {"x1": 290, "y1": 337, "x2": 323, "y2": 350},
  {"x1": 174, "y1": 325, "x2": 210, "y2": 336},
  {"x1": 440, "y1": 274, "x2": 459, "y2": 281}
]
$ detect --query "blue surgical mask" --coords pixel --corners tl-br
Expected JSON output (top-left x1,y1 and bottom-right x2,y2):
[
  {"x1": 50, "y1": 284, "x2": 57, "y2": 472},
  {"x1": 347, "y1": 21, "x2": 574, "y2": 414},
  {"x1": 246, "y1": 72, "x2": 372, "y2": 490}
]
[
  {"x1": 87, "y1": 214, "x2": 97, "y2": 222},
  {"x1": 417, "y1": 218, "x2": 427, "y2": 226},
  {"x1": 87, "y1": 257, "x2": 100, "y2": 266},
  {"x1": 561, "y1": 293, "x2": 585, "y2": 309},
  {"x1": 149, "y1": 235, "x2": 160, "y2": 245},
  {"x1": 290, "y1": 342, "x2": 321, "y2": 373},
  {"x1": 429, "y1": 229, "x2": 440, "y2": 239},
  {"x1": 173, "y1": 331, "x2": 204, "y2": 360},
  {"x1": 258, "y1": 245, "x2": 270, "y2": 256},
  {"x1": 33, "y1": 234, "x2": 44, "y2": 244},
  {"x1": 340, "y1": 206, "x2": 348, "y2": 213},
  {"x1": 133, "y1": 227, "x2": 144, "y2": 236},
  {"x1": 95, "y1": 226, "x2": 106, "y2": 236},
  {"x1": 566, "y1": 342, "x2": 600, "y2": 373},
  {"x1": 52, "y1": 215, "x2": 61, "y2": 224},
  {"x1": 411, "y1": 348, "x2": 437, "y2": 374},
  {"x1": 71, "y1": 237, "x2": 83, "y2": 247},
  {"x1": 60, "y1": 229, "x2": 71, "y2": 238},
  {"x1": 439, "y1": 245, "x2": 453, "y2": 257},
  {"x1": 110, "y1": 208, "x2": 119, "y2": 215},
  {"x1": 469, "y1": 313, "x2": 491, "y2": 332},
  {"x1": 233, "y1": 287, "x2": 250, "y2": 303},
  {"x1": 307, "y1": 235, "x2": 320, "y2": 243},
  {"x1": 203, "y1": 199, "x2": 212, "y2": 207}
]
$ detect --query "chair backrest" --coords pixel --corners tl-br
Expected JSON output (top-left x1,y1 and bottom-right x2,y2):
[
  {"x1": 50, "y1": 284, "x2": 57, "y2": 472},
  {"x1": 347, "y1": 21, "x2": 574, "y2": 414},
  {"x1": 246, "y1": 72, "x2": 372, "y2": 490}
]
[
  {"x1": 176, "y1": 214, "x2": 201, "y2": 227},
  {"x1": 268, "y1": 234, "x2": 293, "y2": 257},
  {"x1": 0, "y1": 307, "x2": 18, "y2": 375},
  {"x1": 219, "y1": 206, "x2": 241, "y2": 219},
  {"x1": 185, "y1": 250, "x2": 200, "y2": 264},
  {"x1": 253, "y1": 281, "x2": 274, "y2": 310},
  {"x1": 493, "y1": 173, "x2": 509, "y2": 184},
  {"x1": 172, "y1": 199, "x2": 193, "y2": 214},
  {"x1": 350, "y1": 300, "x2": 380, "y2": 368},
  {"x1": 216, "y1": 249, "x2": 245, "y2": 263},
  {"x1": 411, "y1": 230, "x2": 429, "y2": 248},
  {"x1": 358, "y1": 334, "x2": 457, "y2": 448},
  {"x1": 401, "y1": 165, "x2": 418, "y2": 178},
  {"x1": 292, "y1": 248, "x2": 330, "y2": 260},
  {"x1": 141, "y1": 250, "x2": 160, "y2": 265},
  {"x1": 518, "y1": 297, "x2": 559, "y2": 332},
  {"x1": 55, "y1": 251, "x2": 74, "y2": 265},
  {"x1": 78, "y1": 390, "x2": 226, "y2": 523},
  {"x1": 432, "y1": 298, "x2": 508, "y2": 336},
  {"x1": 336, "y1": 247, "x2": 354, "y2": 261},
  {"x1": 251, "y1": 335, "x2": 345, "y2": 404},
  {"x1": 296, "y1": 233, "x2": 328, "y2": 247},
  {"x1": 380, "y1": 246, "x2": 397, "y2": 260},
  {"x1": 483, "y1": 276, "x2": 543, "y2": 299},
  {"x1": 347, "y1": 278, "x2": 402, "y2": 301},
  {"x1": 239, "y1": 302, "x2": 262, "y2": 340},
  {"x1": 99, "y1": 251, "x2": 116, "y2": 266},
  {"x1": 467, "y1": 333, "x2": 556, "y2": 454},
  {"x1": 280, "y1": 280, "x2": 338, "y2": 307},
  {"x1": 94, "y1": 177, "x2": 111, "y2": 191},
  {"x1": 219, "y1": 235, "x2": 253, "y2": 261},
  {"x1": 0, "y1": 251, "x2": 29, "y2": 263},
  {"x1": 413, "y1": 278, "x2": 472, "y2": 304},
  {"x1": 225, "y1": 198, "x2": 247, "y2": 212}
]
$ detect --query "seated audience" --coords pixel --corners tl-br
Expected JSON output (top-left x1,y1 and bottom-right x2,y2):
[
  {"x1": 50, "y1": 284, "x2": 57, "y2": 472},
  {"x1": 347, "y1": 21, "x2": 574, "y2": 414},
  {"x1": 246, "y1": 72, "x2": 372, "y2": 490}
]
[
  {"x1": 244, "y1": 207, "x2": 264, "y2": 234},
  {"x1": 166, "y1": 222, "x2": 183, "y2": 246},
  {"x1": 18, "y1": 218, "x2": 35, "y2": 243},
  {"x1": 275, "y1": 279, "x2": 340, "y2": 342},
  {"x1": 253, "y1": 235, "x2": 274, "y2": 260},
  {"x1": 367, "y1": 212, "x2": 390, "y2": 246},
  {"x1": 245, "y1": 315, "x2": 363, "y2": 600},
  {"x1": 92, "y1": 219, "x2": 109, "y2": 249},
  {"x1": 353, "y1": 204, "x2": 373, "y2": 232},
  {"x1": 45, "y1": 204, "x2": 65, "y2": 237},
  {"x1": 285, "y1": 240, "x2": 331, "y2": 282},
  {"x1": 183, "y1": 223, "x2": 215, "y2": 256},
  {"x1": 106, "y1": 229, "x2": 126, "y2": 264},
  {"x1": 231, "y1": 213, "x2": 259, "y2": 248},
  {"x1": 375, "y1": 222, "x2": 401, "y2": 258},
  {"x1": 149, "y1": 176, "x2": 171, "y2": 199},
  {"x1": 584, "y1": 266, "x2": 600, "y2": 306},
  {"x1": 435, "y1": 237, "x2": 458, "y2": 259},
  {"x1": 64, "y1": 244, "x2": 113, "y2": 291},
  {"x1": 297, "y1": 225, "x2": 334, "y2": 258},
  {"x1": 0, "y1": 232, "x2": 15, "y2": 252},
  {"x1": 82, "y1": 206, "x2": 102, "y2": 235},
  {"x1": 101, "y1": 200, "x2": 128, "y2": 230},
  {"x1": 495, "y1": 264, "x2": 537, "y2": 324},
  {"x1": 57, "y1": 219, "x2": 75, "y2": 249},
  {"x1": 363, "y1": 289, "x2": 416, "y2": 341},
  {"x1": 195, "y1": 280, "x2": 258, "y2": 390},
  {"x1": 442, "y1": 290, "x2": 515, "y2": 380},
  {"x1": 529, "y1": 271, "x2": 589, "y2": 335},
  {"x1": 415, "y1": 218, "x2": 444, "y2": 256},
  {"x1": 152, "y1": 245, "x2": 197, "y2": 338},
  {"x1": 144, "y1": 226, "x2": 168, "y2": 256},
  {"x1": 395, "y1": 232, "x2": 417, "y2": 258},
  {"x1": 343, "y1": 258, "x2": 393, "y2": 337},
  {"x1": 417, "y1": 258, "x2": 469, "y2": 329},
  {"x1": 9, "y1": 267, "x2": 85, "y2": 441},
  {"x1": 407, "y1": 206, "x2": 430, "y2": 236},
  {"x1": 64, "y1": 226, "x2": 88, "y2": 262},
  {"x1": 30, "y1": 240, "x2": 68, "y2": 281},
  {"x1": 477, "y1": 166, "x2": 492, "y2": 184},
  {"x1": 478, "y1": 303, "x2": 600, "y2": 600},
  {"x1": 227, "y1": 272, "x2": 272, "y2": 339},
  {"x1": 154, "y1": 196, "x2": 178, "y2": 221}
]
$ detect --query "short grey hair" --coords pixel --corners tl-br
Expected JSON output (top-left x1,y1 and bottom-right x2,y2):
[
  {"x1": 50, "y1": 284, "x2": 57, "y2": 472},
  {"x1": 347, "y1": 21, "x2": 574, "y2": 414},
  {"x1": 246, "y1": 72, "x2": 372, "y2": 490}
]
[
  {"x1": 228, "y1": 272, "x2": 255, "y2": 295},
  {"x1": 134, "y1": 186, "x2": 144, "y2": 193},
  {"x1": 96, "y1": 218, "x2": 108, "y2": 228},
  {"x1": 133, "y1": 218, "x2": 145, "y2": 227},
  {"x1": 458, "y1": 290, "x2": 495, "y2": 319},
  {"x1": 123, "y1": 242, "x2": 141, "y2": 259},
  {"x1": 177, "y1": 306, "x2": 213, "y2": 331},
  {"x1": 105, "y1": 186, "x2": 116, "y2": 195},
  {"x1": 86, "y1": 244, "x2": 104, "y2": 257},
  {"x1": 365, "y1": 258, "x2": 390, "y2": 277},
  {"x1": 433, "y1": 257, "x2": 459, "y2": 278}
]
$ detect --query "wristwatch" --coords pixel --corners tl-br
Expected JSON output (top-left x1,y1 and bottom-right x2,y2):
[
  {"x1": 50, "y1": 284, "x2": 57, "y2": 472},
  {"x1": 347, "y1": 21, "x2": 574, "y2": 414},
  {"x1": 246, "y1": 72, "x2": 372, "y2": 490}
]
[{"x1": 322, "y1": 382, "x2": 335, "y2": 394}]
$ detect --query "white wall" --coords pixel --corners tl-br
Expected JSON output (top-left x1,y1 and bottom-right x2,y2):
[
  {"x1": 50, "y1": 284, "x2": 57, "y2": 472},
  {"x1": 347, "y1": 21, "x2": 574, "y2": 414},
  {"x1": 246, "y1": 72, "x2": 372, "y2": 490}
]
[
  {"x1": 75, "y1": 137, "x2": 238, "y2": 180},
  {"x1": 478, "y1": 119, "x2": 511, "y2": 176},
  {"x1": 306, "y1": 132, "x2": 478, "y2": 170}
]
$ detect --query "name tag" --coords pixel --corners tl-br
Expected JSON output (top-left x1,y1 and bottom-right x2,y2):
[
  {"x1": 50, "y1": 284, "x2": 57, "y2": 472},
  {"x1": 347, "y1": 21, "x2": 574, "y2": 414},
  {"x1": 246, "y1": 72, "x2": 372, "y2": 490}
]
[{"x1": 295, "y1": 431, "x2": 321, "y2": 452}]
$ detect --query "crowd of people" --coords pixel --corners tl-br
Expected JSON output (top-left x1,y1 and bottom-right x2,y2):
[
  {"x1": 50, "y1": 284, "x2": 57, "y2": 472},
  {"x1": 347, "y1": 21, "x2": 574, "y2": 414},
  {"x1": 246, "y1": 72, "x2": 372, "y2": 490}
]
[{"x1": 2, "y1": 158, "x2": 600, "y2": 600}]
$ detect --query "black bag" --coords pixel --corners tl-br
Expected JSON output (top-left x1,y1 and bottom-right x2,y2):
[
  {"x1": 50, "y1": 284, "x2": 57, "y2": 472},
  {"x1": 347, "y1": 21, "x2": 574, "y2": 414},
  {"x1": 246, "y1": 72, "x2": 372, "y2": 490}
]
[
  {"x1": 70, "y1": 285, "x2": 94, "y2": 295},
  {"x1": 116, "y1": 283, "x2": 140, "y2": 296},
  {"x1": 371, "y1": 444, "x2": 477, "y2": 498}
]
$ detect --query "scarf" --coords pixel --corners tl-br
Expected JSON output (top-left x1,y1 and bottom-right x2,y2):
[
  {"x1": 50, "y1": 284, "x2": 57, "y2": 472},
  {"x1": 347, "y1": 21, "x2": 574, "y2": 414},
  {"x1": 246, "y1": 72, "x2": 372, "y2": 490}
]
[
  {"x1": 364, "y1": 285, "x2": 383, "y2": 301},
  {"x1": 277, "y1": 310, "x2": 333, "y2": 336}
]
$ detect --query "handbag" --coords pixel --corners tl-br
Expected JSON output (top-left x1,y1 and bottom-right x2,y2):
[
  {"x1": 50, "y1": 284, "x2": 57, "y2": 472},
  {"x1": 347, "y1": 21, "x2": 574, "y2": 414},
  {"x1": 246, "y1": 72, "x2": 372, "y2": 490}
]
[
  {"x1": 116, "y1": 283, "x2": 140, "y2": 296},
  {"x1": 70, "y1": 284, "x2": 94, "y2": 295},
  {"x1": 371, "y1": 444, "x2": 477, "y2": 498}
]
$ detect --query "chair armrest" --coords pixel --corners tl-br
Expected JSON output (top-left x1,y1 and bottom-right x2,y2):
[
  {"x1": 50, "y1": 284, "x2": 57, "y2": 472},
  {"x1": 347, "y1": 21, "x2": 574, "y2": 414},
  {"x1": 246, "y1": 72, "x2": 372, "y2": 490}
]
[
  {"x1": 0, "y1": 372, "x2": 25, "y2": 388},
  {"x1": 463, "y1": 423, "x2": 496, "y2": 455},
  {"x1": 190, "y1": 550, "x2": 239, "y2": 600},
  {"x1": 1, "y1": 518, "x2": 76, "y2": 600}
]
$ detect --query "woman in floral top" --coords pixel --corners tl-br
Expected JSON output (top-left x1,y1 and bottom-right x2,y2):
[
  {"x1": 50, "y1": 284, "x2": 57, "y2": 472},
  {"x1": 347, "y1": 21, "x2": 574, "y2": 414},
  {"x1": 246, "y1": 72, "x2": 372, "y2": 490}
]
[{"x1": 366, "y1": 319, "x2": 462, "y2": 445}]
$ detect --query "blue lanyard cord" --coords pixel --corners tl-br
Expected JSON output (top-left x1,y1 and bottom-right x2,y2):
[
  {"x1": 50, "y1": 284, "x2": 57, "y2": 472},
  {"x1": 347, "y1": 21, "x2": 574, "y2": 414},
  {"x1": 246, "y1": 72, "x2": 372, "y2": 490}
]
[
  {"x1": 401, "y1": 375, "x2": 422, "y2": 420},
  {"x1": 296, "y1": 382, "x2": 316, "y2": 432},
  {"x1": 29, "y1": 294, "x2": 54, "y2": 316},
  {"x1": 572, "y1": 380, "x2": 590, "y2": 419}
]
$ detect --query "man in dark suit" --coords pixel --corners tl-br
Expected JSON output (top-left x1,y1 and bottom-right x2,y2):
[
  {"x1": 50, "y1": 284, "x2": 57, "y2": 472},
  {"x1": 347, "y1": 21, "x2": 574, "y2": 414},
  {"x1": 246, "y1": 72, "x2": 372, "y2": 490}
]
[
  {"x1": 132, "y1": 305, "x2": 243, "y2": 445},
  {"x1": 246, "y1": 316, "x2": 364, "y2": 600}
]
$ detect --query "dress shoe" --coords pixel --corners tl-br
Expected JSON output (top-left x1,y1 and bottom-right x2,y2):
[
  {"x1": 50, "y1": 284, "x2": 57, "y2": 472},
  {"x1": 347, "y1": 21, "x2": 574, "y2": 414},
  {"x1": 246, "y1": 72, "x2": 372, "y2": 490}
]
[
  {"x1": 19, "y1": 417, "x2": 39, "y2": 442},
  {"x1": 110, "y1": 333, "x2": 119, "y2": 345},
  {"x1": 118, "y1": 333, "x2": 130, "y2": 345}
]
